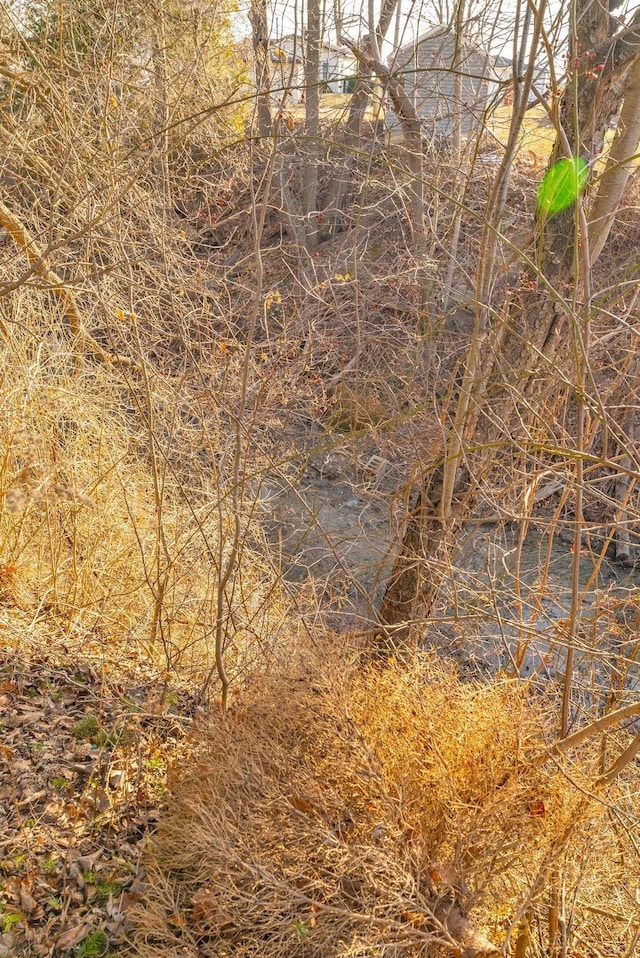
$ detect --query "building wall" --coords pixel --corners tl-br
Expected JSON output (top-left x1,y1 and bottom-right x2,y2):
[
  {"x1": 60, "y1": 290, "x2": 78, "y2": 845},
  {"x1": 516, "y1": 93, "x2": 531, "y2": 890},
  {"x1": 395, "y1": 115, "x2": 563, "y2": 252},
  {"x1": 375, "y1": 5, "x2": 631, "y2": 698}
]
[
  {"x1": 390, "y1": 30, "x2": 491, "y2": 136},
  {"x1": 271, "y1": 37, "x2": 356, "y2": 97},
  {"x1": 320, "y1": 49, "x2": 357, "y2": 93},
  {"x1": 269, "y1": 37, "x2": 304, "y2": 102}
]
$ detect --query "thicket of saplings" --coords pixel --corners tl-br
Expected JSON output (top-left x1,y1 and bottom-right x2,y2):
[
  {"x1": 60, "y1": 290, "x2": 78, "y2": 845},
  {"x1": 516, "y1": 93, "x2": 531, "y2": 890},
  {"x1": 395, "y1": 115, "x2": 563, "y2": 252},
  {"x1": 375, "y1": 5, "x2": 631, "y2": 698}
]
[{"x1": 1, "y1": 5, "x2": 638, "y2": 955}]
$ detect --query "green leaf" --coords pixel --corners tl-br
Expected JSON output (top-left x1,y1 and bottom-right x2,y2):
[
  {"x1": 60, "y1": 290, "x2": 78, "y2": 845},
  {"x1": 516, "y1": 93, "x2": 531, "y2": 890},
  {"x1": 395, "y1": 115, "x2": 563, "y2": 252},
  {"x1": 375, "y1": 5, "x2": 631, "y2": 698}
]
[
  {"x1": 76, "y1": 929, "x2": 108, "y2": 958},
  {"x1": 537, "y1": 157, "x2": 589, "y2": 217},
  {"x1": 2, "y1": 913, "x2": 23, "y2": 933}
]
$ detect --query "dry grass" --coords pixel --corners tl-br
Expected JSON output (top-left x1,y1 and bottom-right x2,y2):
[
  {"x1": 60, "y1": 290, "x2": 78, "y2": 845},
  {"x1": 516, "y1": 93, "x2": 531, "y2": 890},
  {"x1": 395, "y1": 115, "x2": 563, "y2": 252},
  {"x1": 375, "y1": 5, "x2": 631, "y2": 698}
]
[
  {"x1": 130, "y1": 645, "x2": 639, "y2": 957},
  {"x1": 0, "y1": 326, "x2": 293, "y2": 685},
  {"x1": 487, "y1": 104, "x2": 556, "y2": 163},
  {"x1": 289, "y1": 92, "x2": 382, "y2": 124},
  {"x1": 0, "y1": 0, "x2": 298, "y2": 689}
]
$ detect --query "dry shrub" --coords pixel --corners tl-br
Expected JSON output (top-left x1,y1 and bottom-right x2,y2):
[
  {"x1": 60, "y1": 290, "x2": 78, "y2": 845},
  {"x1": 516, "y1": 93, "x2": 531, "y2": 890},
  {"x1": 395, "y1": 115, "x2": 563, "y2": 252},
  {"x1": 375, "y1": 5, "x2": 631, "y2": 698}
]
[
  {"x1": 131, "y1": 647, "x2": 636, "y2": 957},
  {"x1": 0, "y1": 0, "x2": 287, "y2": 682},
  {"x1": 0, "y1": 329, "x2": 290, "y2": 681}
]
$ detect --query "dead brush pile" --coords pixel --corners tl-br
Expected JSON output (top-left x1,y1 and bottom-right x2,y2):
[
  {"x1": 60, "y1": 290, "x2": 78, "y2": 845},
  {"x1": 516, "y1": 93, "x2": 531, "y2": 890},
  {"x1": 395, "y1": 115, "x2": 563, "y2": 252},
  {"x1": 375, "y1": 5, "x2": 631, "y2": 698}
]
[{"x1": 131, "y1": 649, "x2": 637, "y2": 957}]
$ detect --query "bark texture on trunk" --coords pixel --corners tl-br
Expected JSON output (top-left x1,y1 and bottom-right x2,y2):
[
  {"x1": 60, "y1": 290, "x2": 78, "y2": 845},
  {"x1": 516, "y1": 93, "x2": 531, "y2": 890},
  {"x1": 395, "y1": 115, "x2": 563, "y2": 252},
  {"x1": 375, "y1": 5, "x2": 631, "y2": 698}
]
[
  {"x1": 376, "y1": 466, "x2": 454, "y2": 647},
  {"x1": 613, "y1": 410, "x2": 638, "y2": 564},
  {"x1": 248, "y1": 0, "x2": 272, "y2": 139},
  {"x1": 302, "y1": 0, "x2": 321, "y2": 251},
  {"x1": 346, "y1": 41, "x2": 426, "y2": 242},
  {"x1": 319, "y1": 0, "x2": 398, "y2": 238},
  {"x1": 588, "y1": 50, "x2": 640, "y2": 264}
]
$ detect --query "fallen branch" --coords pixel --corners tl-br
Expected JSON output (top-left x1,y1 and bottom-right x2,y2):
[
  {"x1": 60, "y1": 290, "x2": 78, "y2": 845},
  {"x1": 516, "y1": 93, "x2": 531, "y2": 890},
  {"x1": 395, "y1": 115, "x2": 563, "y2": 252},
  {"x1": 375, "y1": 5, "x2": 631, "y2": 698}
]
[
  {"x1": 533, "y1": 701, "x2": 640, "y2": 770},
  {"x1": 598, "y1": 731, "x2": 640, "y2": 786},
  {"x1": 0, "y1": 63, "x2": 36, "y2": 88}
]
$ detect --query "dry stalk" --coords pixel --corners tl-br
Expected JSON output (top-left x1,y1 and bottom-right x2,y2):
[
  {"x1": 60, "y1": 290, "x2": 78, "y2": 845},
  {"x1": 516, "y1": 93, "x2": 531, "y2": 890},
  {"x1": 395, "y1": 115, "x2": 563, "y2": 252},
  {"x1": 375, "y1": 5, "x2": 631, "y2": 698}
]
[{"x1": 0, "y1": 198, "x2": 134, "y2": 368}]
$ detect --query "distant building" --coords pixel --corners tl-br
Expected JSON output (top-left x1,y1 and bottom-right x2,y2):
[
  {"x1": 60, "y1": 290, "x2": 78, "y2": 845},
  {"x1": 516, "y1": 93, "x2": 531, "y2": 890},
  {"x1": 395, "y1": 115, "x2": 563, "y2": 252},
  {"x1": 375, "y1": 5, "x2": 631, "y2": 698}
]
[
  {"x1": 498, "y1": 59, "x2": 552, "y2": 107},
  {"x1": 387, "y1": 26, "x2": 506, "y2": 137},
  {"x1": 317, "y1": 40, "x2": 358, "y2": 94},
  {"x1": 269, "y1": 35, "x2": 357, "y2": 101}
]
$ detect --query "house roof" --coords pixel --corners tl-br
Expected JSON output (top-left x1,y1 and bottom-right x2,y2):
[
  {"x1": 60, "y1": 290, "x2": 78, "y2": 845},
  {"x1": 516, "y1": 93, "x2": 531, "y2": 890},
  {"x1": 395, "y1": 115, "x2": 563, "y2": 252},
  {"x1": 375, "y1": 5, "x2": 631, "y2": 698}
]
[
  {"x1": 394, "y1": 24, "x2": 502, "y2": 64},
  {"x1": 273, "y1": 35, "x2": 354, "y2": 56},
  {"x1": 396, "y1": 24, "x2": 449, "y2": 57}
]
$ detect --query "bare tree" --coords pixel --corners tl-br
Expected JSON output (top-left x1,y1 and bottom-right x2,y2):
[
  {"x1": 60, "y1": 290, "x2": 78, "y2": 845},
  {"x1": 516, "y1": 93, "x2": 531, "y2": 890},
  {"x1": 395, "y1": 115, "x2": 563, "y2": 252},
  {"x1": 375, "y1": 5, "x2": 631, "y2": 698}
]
[
  {"x1": 377, "y1": 0, "x2": 640, "y2": 648},
  {"x1": 249, "y1": 0, "x2": 273, "y2": 138},
  {"x1": 302, "y1": 0, "x2": 322, "y2": 250},
  {"x1": 320, "y1": 0, "x2": 399, "y2": 236}
]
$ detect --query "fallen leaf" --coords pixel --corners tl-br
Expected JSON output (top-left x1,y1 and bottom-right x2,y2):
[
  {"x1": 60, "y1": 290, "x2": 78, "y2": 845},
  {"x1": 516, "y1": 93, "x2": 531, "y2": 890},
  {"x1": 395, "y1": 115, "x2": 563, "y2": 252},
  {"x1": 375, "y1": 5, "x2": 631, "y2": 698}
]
[
  {"x1": 108, "y1": 770, "x2": 125, "y2": 789},
  {"x1": 191, "y1": 888, "x2": 217, "y2": 922},
  {"x1": 75, "y1": 851, "x2": 103, "y2": 873},
  {"x1": 82, "y1": 783, "x2": 110, "y2": 813},
  {"x1": 54, "y1": 923, "x2": 90, "y2": 950},
  {"x1": 19, "y1": 886, "x2": 39, "y2": 916},
  {"x1": 289, "y1": 796, "x2": 316, "y2": 817}
]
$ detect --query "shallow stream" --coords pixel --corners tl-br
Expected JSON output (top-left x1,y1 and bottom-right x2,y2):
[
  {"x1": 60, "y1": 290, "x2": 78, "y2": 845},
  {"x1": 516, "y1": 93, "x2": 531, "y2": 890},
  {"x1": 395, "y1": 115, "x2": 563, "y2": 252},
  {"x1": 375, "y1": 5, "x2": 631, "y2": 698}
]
[{"x1": 262, "y1": 474, "x2": 640, "y2": 699}]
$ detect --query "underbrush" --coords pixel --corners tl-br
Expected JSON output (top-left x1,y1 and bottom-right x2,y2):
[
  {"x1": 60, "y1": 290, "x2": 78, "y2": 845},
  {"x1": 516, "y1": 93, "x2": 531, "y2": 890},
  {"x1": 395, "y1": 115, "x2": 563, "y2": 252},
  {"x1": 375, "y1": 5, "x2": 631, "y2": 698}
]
[
  {"x1": 0, "y1": 325, "x2": 293, "y2": 685},
  {"x1": 131, "y1": 646, "x2": 639, "y2": 957}
]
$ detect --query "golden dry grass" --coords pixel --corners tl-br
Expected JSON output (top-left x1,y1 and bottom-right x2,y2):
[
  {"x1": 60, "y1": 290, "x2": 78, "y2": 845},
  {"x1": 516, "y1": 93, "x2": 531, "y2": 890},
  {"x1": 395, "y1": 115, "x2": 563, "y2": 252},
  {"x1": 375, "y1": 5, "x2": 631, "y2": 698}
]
[
  {"x1": 487, "y1": 104, "x2": 556, "y2": 163},
  {"x1": 0, "y1": 326, "x2": 293, "y2": 684},
  {"x1": 290, "y1": 92, "x2": 383, "y2": 124},
  {"x1": 130, "y1": 645, "x2": 639, "y2": 958}
]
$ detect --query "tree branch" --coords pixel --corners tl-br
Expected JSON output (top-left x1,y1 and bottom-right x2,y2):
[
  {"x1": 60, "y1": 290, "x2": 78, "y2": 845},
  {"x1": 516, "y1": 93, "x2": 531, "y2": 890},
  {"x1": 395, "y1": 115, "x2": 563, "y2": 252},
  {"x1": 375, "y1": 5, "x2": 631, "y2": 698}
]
[{"x1": 0, "y1": 199, "x2": 135, "y2": 368}]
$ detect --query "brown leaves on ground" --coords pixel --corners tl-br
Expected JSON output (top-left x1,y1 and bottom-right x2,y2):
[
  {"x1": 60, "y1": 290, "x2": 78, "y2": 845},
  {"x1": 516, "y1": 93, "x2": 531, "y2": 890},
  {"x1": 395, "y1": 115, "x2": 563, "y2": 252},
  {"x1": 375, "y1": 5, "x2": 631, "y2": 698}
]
[{"x1": 0, "y1": 617, "x2": 197, "y2": 957}]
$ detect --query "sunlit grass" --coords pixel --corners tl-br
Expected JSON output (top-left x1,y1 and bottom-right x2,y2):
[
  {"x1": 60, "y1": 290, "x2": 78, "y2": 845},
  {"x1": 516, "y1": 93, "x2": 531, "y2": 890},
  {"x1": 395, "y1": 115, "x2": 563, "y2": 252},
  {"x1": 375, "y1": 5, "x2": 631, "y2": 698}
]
[
  {"x1": 289, "y1": 91, "x2": 382, "y2": 123},
  {"x1": 489, "y1": 103, "x2": 556, "y2": 162}
]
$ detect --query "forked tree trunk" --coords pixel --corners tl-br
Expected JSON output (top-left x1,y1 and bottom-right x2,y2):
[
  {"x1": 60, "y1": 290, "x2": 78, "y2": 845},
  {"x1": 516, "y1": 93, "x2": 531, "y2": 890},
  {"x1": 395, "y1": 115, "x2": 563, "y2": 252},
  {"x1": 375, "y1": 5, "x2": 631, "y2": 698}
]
[
  {"x1": 347, "y1": 40, "x2": 439, "y2": 314},
  {"x1": 346, "y1": 42, "x2": 426, "y2": 244},
  {"x1": 319, "y1": 0, "x2": 398, "y2": 238}
]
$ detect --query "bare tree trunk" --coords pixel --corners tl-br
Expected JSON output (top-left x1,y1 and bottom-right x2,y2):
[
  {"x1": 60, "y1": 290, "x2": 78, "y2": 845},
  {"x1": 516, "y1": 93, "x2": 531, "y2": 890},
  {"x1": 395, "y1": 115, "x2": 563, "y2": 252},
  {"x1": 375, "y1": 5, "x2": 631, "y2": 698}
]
[
  {"x1": 276, "y1": 158, "x2": 310, "y2": 251},
  {"x1": 588, "y1": 50, "x2": 640, "y2": 264},
  {"x1": 301, "y1": 0, "x2": 321, "y2": 251},
  {"x1": 150, "y1": 0, "x2": 170, "y2": 202},
  {"x1": 450, "y1": 0, "x2": 465, "y2": 166},
  {"x1": 346, "y1": 42, "x2": 426, "y2": 244},
  {"x1": 248, "y1": 0, "x2": 272, "y2": 139},
  {"x1": 320, "y1": 0, "x2": 398, "y2": 237},
  {"x1": 377, "y1": 468, "x2": 451, "y2": 646},
  {"x1": 613, "y1": 410, "x2": 638, "y2": 564},
  {"x1": 376, "y1": 0, "x2": 640, "y2": 642}
]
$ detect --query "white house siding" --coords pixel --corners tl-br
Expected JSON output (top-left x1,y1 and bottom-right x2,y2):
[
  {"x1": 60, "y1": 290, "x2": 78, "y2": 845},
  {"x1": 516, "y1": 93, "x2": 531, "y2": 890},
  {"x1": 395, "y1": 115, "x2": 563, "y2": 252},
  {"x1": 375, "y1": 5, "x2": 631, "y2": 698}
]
[
  {"x1": 271, "y1": 36, "x2": 356, "y2": 98},
  {"x1": 270, "y1": 37, "x2": 305, "y2": 101},
  {"x1": 388, "y1": 28, "x2": 493, "y2": 137},
  {"x1": 319, "y1": 48, "x2": 357, "y2": 93}
]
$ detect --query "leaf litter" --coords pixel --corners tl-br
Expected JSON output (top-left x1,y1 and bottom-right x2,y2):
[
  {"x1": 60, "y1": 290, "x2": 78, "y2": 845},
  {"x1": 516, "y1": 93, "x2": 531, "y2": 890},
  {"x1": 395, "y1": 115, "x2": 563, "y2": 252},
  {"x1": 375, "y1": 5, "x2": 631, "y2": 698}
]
[{"x1": 0, "y1": 608, "x2": 200, "y2": 957}]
